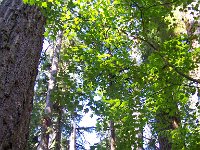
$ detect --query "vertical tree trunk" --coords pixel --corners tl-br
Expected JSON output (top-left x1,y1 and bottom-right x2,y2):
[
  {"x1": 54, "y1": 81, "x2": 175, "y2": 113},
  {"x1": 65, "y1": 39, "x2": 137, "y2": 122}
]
[
  {"x1": 110, "y1": 120, "x2": 116, "y2": 150},
  {"x1": 38, "y1": 32, "x2": 62, "y2": 150},
  {"x1": 70, "y1": 119, "x2": 76, "y2": 150},
  {"x1": 156, "y1": 4, "x2": 199, "y2": 149},
  {"x1": 55, "y1": 107, "x2": 62, "y2": 150},
  {"x1": 66, "y1": 140, "x2": 70, "y2": 150},
  {"x1": 156, "y1": 110, "x2": 180, "y2": 150},
  {"x1": 0, "y1": 0, "x2": 45, "y2": 149}
]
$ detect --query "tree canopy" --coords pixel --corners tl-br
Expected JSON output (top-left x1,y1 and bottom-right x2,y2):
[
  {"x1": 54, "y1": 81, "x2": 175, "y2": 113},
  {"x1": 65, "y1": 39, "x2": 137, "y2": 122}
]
[{"x1": 26, "y1": 0, "x2": 200, "y2": 149}]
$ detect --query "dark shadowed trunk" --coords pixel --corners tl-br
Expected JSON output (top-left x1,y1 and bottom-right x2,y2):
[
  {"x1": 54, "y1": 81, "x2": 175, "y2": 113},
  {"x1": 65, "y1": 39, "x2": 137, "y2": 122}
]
[
  {"x1": 156, "y1": 110, "x2": 180, "y2": 150},
  {"x1": 55, "y1": 107, "x2": 62, "y2": 150},
  {"x1": 0, "y1": 0, "x2": 45, "y2": 149}
]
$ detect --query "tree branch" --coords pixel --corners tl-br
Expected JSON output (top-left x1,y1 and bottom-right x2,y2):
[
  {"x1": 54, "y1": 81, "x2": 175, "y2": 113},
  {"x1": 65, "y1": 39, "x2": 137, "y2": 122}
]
[
  {"x1": 167, "y1": 63, "x2": 200, "y2": 84},
  {"x1": 145, "y1": 0, "x2": 179, "y2": 10}
]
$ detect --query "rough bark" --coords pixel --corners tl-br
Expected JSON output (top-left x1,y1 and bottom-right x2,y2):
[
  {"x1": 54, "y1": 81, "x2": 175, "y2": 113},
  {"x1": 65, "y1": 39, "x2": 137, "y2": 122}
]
[{"x1": 0, "y1": 0, "x2": 45, "y2": 149}]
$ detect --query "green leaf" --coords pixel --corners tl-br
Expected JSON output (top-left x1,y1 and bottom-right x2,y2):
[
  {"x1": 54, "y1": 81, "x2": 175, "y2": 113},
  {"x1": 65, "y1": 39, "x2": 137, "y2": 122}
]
[{"x1": 42, "y1": 2, "x2": 47, "y2": 8}]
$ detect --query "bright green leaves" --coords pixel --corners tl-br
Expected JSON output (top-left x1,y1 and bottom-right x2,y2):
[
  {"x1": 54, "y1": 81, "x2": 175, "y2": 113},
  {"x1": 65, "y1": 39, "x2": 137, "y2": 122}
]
[
  {"x1": 22, "y1": 0, "x2": 29, "y2": 4},
  {"x1": 103, "y1": 99, "x2": 121, "y2": 111},
  {"x1": 162, "y1": 37, "x2": 194, "y2": 71},
  {"x1": 23, "y1": 0, "x2": 35, "y2": 5},
  {"x1": 39, "y1": 0, "x2": 72, "y2": 40},
  {"x1": 41, "y1": 2, "x2": 47, "y2": 8},
  {"x1": 64, "y1": 10, "x2": 71, "y2": 20},
  {"x1": 97, "y1": 53, "x2": 111, "y2": 59},
  {"x1": 23, "y1": 0, "x2": 52, "y2": 7}
]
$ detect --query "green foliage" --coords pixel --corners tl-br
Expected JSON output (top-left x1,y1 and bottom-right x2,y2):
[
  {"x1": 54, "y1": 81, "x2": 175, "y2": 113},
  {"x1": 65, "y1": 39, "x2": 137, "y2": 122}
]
[{"x1": 29, "y1": 0, "x2": 200, "y2": 149}]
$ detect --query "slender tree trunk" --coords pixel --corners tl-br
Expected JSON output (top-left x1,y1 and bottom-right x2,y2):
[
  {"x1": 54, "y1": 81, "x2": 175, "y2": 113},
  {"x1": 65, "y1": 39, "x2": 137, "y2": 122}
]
[
  {"x1": 110, "y1": 120, "x2": 116, "y2": 150},
  {"x1": 55, "y1": 107, "x2": 62, "y2": 150},
  {"x1": 70, "y1": 119, "x2": 76, "y2": 150},
  {"x1": 38, "y1": 32, "x2": 62, "y2": 150},
  {"x1": 66, "y1": 140, "x2": 70, "y2": 150},
  {"x1": 0, "y1": 0, "x2": 45, "y2": 149}
]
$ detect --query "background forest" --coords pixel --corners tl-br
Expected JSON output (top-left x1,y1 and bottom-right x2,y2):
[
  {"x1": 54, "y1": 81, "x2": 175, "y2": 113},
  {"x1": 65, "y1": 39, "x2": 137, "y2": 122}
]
[{"x1": 23, "y1": 0, "x2": 200, "y2": 149}]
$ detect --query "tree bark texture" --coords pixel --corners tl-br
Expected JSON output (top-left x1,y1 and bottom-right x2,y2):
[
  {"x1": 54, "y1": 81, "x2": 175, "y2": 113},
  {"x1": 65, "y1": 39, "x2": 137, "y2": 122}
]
[{"x1": 0, "y1": 0, "x2": 45, "y2": 149}]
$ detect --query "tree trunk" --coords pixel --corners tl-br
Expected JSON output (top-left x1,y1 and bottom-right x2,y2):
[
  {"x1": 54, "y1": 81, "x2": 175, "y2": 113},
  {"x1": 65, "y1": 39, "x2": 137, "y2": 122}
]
[
  {"x1": 156, "y1": 4, "x2": 199, "y2": 149},
  {"x1": 156, "y1": 110, "x2": 180, "y2": 150},
  {"x1": 55, "y1": 107, "x2": 62, "y2": 150},
  {"x1": 0, "y1": 0, "x2": 45, "y2": 149},
  {"x1": 70, "y1": 119, "x2": 76, "y2": 150},
  {"x1": 38, "y1": 32, "x2": 62, "y2": 150},
  {"x1": 110, "y1": 120, "x2": 116, "y2": 150}
]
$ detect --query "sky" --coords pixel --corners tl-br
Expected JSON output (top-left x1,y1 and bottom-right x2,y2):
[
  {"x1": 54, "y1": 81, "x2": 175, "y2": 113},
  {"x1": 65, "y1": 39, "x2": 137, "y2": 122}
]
[{"x1": 79, "y1": 111, "x2": 100, "y2": 149}]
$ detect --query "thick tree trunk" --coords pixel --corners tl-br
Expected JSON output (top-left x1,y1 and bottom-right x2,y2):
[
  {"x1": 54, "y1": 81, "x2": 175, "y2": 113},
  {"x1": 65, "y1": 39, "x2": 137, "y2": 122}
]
[
  {"x1": 156, "y1": 4, "x2": 199, "y2": 150},
  {"x1": 0, "y1": 0, "x2": 45, "y2": 149}
]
